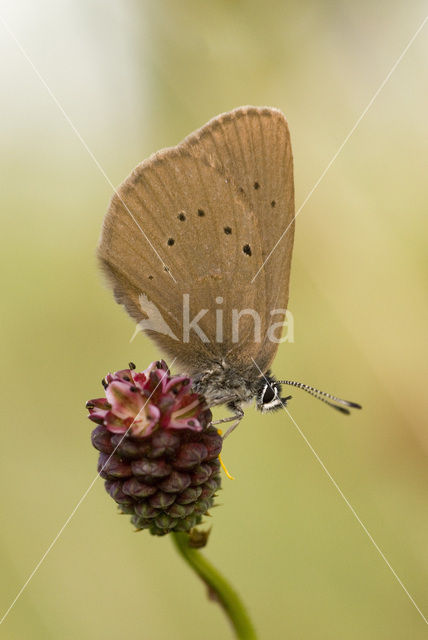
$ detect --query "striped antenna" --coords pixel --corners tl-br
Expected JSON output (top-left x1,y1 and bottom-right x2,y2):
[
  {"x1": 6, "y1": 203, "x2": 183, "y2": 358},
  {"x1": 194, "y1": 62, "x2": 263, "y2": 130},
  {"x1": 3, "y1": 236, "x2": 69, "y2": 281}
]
[{"x1": 278, "y1": 380, "x2": 362, "y2": 415}]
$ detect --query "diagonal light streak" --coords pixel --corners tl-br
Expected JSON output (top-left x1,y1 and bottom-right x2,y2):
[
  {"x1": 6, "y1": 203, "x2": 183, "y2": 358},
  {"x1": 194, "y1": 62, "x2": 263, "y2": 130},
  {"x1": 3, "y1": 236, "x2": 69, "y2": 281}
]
[
  {"x1": 251, "y1": 357, "x2": 428, "y2": 625},
  {"x1": 0, "y1": 14, "x2": 177, "y2": 283},
  {"x1": 251, "y1": 14, "x2": 428, "y2": 284},
  {"x1": 0, "y1": 359, "x2": 176, "y2": 625}
]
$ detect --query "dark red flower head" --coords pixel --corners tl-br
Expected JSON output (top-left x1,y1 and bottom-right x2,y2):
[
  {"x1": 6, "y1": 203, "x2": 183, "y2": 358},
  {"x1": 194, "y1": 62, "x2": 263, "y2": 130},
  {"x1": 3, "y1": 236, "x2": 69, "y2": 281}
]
[{"x1": 87, "y1": 360, "x2": 222, "y2": 536}]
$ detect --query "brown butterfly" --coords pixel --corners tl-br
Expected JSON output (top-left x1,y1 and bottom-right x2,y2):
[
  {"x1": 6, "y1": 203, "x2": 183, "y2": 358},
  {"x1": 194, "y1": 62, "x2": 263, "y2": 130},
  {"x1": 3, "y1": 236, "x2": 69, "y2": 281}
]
[{"x1": 98, "y1": 106, "x2": 360, "y2": 435}]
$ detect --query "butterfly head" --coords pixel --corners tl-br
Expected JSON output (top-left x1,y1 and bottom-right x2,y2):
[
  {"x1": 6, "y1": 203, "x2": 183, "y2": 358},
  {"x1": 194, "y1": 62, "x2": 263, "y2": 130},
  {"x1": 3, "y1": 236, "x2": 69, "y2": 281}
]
[{"x1": 255, "y1": 372, "x2": 291, "y2": 413}]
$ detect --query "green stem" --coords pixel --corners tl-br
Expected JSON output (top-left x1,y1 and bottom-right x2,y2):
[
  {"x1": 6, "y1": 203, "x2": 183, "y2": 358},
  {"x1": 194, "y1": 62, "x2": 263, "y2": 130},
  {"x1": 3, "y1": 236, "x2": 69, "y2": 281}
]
[{"x1": 172, "y1": 532, "x2": 257, "y2": 640}]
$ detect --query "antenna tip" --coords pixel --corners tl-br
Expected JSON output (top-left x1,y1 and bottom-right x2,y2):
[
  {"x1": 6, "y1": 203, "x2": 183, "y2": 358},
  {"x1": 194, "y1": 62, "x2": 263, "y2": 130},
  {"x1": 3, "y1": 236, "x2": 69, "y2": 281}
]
[
  {"x1": 347, "y1": 402, "x2": 362, "y2": 410},
  {"x1": 335, "y1": 405, "x2": 351, "y2": 415}
]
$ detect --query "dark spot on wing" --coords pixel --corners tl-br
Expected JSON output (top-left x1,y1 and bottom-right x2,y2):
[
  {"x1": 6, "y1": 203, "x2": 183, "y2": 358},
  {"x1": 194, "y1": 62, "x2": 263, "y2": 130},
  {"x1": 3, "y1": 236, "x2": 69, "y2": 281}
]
[
  {"x1": 178, "y1": 212, "x2": 186, "y2": 221},
  {"x1": 167, "y1": 238, "x2": 175, "y2": 246},
  {"x1": 224, "y1": 226, "x2": 232, "y2": 234},
  {"x1": 197, "y1": 208, "x2": 205, "y2": 217},
  {"x1": 271, "y1": 200, "x2": 276, "y2": 208},
  {"x1": 148, "y1": 275, "x2": 153, "y2": 280},
  {"x1": 243, "y1": 244, "x2": 252, "y2": 256},
  {"x1": 254, "y1": 181, "x2": 260, "y2": 190}
]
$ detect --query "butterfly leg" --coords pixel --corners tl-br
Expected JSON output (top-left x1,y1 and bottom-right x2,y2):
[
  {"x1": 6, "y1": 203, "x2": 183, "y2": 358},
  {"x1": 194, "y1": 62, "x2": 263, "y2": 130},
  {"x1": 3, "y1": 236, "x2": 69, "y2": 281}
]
[
  {"x1": 222, "y1": 414, "x2": 244, "y2": 439},
  {"x1": 212, "y1": 405, "x2": 244, "y2": 439}
]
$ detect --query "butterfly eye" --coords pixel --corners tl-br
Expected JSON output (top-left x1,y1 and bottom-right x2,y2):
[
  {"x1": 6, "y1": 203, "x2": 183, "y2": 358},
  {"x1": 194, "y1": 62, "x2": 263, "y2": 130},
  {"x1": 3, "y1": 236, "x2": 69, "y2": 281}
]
[{"x1": 262, "y1": 384, "x2": 276, "y2": 404}]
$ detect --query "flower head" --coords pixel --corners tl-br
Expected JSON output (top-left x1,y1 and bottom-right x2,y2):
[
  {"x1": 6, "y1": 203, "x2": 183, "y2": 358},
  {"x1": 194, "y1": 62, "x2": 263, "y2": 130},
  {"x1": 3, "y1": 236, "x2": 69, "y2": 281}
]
[{"x1": 87, "y1": 360, "x2": 222, "y2": 536}]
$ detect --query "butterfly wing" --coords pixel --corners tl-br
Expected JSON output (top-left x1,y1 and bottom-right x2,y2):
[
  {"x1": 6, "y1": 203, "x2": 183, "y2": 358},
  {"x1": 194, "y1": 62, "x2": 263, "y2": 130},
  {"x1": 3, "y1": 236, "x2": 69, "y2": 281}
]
[
  {"x1": 182, "y1": 106, "x2": 295, "y2": 372},
  {"x1": 98, "y1": 146, "x2": 268, "y2": 374}
]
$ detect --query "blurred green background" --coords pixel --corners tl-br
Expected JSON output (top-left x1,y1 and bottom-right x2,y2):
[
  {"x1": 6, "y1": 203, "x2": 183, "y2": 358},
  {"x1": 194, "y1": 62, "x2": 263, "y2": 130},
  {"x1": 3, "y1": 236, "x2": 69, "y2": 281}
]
[{"x1": 1, "y1": 2, "x2": 427, "y2": 638}]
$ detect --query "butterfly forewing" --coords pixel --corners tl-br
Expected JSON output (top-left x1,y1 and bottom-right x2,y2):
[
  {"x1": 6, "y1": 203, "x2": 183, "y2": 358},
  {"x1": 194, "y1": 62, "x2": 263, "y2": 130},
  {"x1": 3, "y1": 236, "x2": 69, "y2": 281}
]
[{"x1": 98, "y1": 107, "x2": 294, "y2": 375}]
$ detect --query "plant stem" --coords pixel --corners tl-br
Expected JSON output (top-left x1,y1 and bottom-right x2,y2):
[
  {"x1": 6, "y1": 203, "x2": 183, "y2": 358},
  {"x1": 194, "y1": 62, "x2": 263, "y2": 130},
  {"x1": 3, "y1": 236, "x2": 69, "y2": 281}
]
[{"x1": 172, "y1": 532, "x2": 257, "y2": 639}]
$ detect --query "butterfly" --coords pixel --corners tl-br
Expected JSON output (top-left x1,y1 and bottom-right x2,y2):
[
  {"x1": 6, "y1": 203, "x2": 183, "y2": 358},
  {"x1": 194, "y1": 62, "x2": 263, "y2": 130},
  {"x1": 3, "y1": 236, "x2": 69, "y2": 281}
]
[{"x1": 98, "y1": 106, "x2": 360, "y2": 436}]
